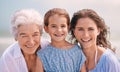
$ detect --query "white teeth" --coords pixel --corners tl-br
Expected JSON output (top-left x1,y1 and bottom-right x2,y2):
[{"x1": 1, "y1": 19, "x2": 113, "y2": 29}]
[
  {"x1": 82, "y1": 39, "x2": 91, "y2": 42},
  {"x1": 26, "y1": 45, "x2": 34, "y2": 48},
  {"x1": 54, "y1": 34, "x2": 63, "y2": 37}
]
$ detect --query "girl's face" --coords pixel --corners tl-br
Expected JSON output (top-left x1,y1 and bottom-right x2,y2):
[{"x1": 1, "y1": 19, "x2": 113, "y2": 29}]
[
  {"x1": 44, "y1": 14, "x2": 69, "y2": 42},
  {"x1": 74, "y1": 17, "x2": 100, "y2": 49},
  {"x1": 16, "y1": 24, "x2": 41, "y2": 55}
]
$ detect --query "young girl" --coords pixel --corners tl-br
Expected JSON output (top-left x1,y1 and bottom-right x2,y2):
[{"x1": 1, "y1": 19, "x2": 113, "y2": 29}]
[{"x1": 37, "y1": 8, "x2": 86, "y2": 72}]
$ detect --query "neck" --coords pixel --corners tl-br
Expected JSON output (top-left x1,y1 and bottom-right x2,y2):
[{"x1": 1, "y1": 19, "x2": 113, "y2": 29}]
[
  {"x1": 23, "y1": 52, "x2": 36, "y2": 60},
  {"x1": 51, "y1": 41, "x2": 68, "y2": 48},
  {"x1": 82, "y1": 46, "x2": 97, "y2": 59},
  {"x1": 51, "y1": 40, "x2": 72, "y2": 49},
  {"x1": 23, "y1": 53, "x2": 37, "y2": 72},
  {"x1": 83, "y1": 45, "x2": 98, "y2": 70}
]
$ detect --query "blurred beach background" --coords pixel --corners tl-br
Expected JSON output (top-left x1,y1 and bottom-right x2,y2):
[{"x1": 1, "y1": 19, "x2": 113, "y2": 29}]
[{"x1": 0, "y1": 0, "x2": 120, "y2": 59}]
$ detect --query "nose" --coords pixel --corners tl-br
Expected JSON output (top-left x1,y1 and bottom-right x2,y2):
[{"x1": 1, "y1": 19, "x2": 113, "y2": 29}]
[
  {"x1": 83, "y1": 31, "x2": 89, "y2": 37},
  {"x1": 57, "y1": 27, "x2": 62, "y2": 32},
  {"x1": 27, "y1": 37, "x2": 34, "y2": 46}
]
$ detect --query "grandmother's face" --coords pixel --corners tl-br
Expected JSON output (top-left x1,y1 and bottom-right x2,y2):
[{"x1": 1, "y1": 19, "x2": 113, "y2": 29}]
[{"x1": 16, "y1": 24, "x2": 41, "y2": 54}]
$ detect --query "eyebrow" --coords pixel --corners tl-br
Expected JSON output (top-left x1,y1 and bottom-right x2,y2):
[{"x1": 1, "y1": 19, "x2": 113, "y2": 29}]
[
  {"x1": 50, "y1": 24, "x2": 56, "y2": 25},
  {"x1": 75, "y1": 27, "x2": 82, "y2": 28},
  {"x1": 19, "y1": 33, "x2": 26, "y2": 36},
  {"x1": 19, "y1": 32, "x2": 40, "y2": 36},
  {"x1": 34, "y1": 32, "x2": 40, "y2": 34}
]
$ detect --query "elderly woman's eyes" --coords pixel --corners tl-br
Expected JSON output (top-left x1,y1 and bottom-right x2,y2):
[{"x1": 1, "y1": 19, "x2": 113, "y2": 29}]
[
  {"x1": 33, "y1": 34, "x2": 39, "y2": 37},
  {"x1": 21, "y1": 35, "x2": 28, "y2": 38}
]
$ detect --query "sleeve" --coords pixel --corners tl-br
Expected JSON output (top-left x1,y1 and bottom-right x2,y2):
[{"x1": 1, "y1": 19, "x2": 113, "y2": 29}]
[
  {"x1": 79, "y1": 49, "x2": 86, "y2": 71},
  {"x1": 0, "y1": 54, "x2": 10, "y2": 72},
  {"x1": 0, "y1": 48, "x2": 18, "y2": 72},
  {"x1": 37, "y1": 50, "x2": 45, "y2": 68},
  {"x1": 37, "y1": 49, "x2": 49, "y2": 71},
  {"x1": 104, "y1": 51, "x2": 120, "y2": 72}
]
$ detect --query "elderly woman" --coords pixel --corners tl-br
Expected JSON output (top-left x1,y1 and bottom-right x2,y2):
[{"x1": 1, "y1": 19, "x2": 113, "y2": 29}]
[{"x1": 0, "y1": 9, "x2": 48, "y2": 72}]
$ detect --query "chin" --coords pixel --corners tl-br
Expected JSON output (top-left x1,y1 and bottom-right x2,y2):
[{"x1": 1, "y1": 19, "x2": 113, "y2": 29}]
[
  {"x1": 28, "y1": 51, "x2": 36, "y2": 54},
  {"x1": 81, "y1": 44, "x2": 90, "y2": 49},
  {"x1": 27, "y1": 49, "x2": 37, "y2": 54}
]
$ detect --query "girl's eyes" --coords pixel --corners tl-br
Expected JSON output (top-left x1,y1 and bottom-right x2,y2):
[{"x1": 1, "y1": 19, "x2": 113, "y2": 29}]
[
  {"x1": 61, "y1": 25, "x2": 66, "y2": 28},
  {"x1": 77, "y1": 28, "x2": 84, "y2": 31},
  {"x1": 51, "y1": 25, "x2": 56, "y2": 28},
  {"x1": 51, "y1": 25, "x2": 66, "y2": 28}
]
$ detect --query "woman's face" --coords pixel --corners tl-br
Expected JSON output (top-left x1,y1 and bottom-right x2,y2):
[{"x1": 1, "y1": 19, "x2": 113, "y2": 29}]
[
  {"x1": 74, "y1": 17, "x2": 100, "y2": 49},
  {"x1": 16, "y1": 24, "x2": 41, "y2": 54}
]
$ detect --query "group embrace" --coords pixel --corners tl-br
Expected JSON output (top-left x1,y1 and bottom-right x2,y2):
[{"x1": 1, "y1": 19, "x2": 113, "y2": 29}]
[{"x1": 0, "y1": 8, "x2": 120, "y2": 72}]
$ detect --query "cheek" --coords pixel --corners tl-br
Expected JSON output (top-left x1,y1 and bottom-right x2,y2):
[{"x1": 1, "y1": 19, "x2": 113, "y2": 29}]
[
  {"x1": 91, "y1": 32, "x2": 98, "y2": 40},
  {"x1": 74, "y1": 30, "x2": 81, "y2": 38},
  {"x1": 34, "y1": 36, "x2": 41, "y2": 42},
  {"x1": 17, "y1": 36, "x2": 28, "y2": 45},
  {"x1": 18, "y1": 38, "x2": 26, "y2": 46},
  {"x1": 36, "y1": 37, "x2": 41, "y2": 43}
]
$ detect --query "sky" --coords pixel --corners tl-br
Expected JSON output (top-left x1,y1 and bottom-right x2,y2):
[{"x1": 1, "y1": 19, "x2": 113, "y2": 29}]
[{"x1": 0, "y1": 0, "x2": 120, "y2": 39}]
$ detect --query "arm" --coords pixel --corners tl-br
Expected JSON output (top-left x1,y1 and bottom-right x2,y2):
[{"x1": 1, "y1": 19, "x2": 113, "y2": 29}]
[
  {"x1": 36, "y1": 57, "x2": 44, "y2": 72},
  {"x1": 0, "y1": 59, "x2": 9, "y2": 72},
  {"x1": 80, "y1": 64, "x2": 86, "y2": 72}
]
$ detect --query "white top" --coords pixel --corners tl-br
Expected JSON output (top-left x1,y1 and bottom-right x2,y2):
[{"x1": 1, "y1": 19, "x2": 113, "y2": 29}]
[{"x1": 0, "y1": 40, "x2": 49, "y2": 72}]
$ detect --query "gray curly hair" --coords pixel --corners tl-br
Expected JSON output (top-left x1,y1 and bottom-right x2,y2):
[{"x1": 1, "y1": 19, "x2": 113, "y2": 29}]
[{"x1": 11, "y1": 9, "x2": 43, "y2": 38}]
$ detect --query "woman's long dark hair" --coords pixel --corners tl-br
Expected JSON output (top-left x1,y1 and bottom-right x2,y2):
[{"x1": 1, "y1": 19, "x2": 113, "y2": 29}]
[{"x1": 70, "y1": 9, "x2": 112, "y2": 50}]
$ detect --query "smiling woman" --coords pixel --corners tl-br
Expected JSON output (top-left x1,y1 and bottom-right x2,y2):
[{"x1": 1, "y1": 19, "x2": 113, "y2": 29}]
[
  {"x1": 70, "y1": 9, "x2": 120, "y2": 72},
  {"x1": 0, "y1": 9, "x2": 46, "y2": 72}
]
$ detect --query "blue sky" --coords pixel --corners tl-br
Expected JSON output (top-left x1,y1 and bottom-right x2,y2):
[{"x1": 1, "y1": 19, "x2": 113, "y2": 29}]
[{"x1": 0, "y1": 0, "x2": 120, "y2": 38}]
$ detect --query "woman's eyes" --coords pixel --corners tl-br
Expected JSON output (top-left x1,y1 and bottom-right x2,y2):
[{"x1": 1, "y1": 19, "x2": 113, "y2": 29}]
[
  {"x1": 88, "y1": 28, "x2": 94, "y2": 31},
  {"x1": 77, "y1": 28, "x2": 94, "y2": 31}
]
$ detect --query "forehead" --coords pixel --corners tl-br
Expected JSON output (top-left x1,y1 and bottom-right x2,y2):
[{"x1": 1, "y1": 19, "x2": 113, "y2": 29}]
[
  {"x1": 17, "y1": 24, "x2": 40, "y2": 34},
  {"x1": 48, "y1": 15, "x2": 67, "y2": 23},
  {"x1": 76, "y1": 17, "x2": 97, "y2": 28}
]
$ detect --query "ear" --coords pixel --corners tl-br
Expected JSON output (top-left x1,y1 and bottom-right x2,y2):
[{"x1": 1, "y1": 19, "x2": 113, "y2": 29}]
[{"x1": 44, "y1": 26, "x2": 49, "y2": 33}]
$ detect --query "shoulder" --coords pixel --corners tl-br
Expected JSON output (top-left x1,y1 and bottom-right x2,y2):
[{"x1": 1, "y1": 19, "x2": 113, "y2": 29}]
[
  {"x1": 103, "y1": 49, "x2": 118, "y2": 61},
  {"x1": 73, "y1": 44, "x2": 84, "y2": 54},
  {"x1": 37, "y1": 44, "x2": 51, "y2": 57},
  {"x1": 0, "y1": 42, "x2": 22, "y2": 61},
  {"x1": 1, "y1": 42, "x2": 18, "y2": 58},
  {"x1": 100, "y1": 48, "x2": 120, "y2": 66},
  {"x1": 0, "y1": 42, "x2": 21, "y2": 71},
  {"x1": 41, "y1": 39, "x2": 50, "y2": 49}
]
